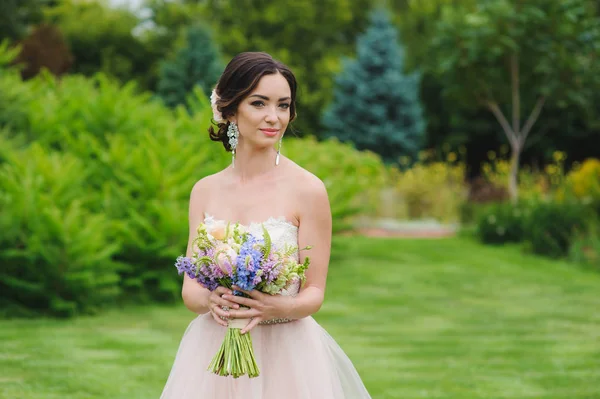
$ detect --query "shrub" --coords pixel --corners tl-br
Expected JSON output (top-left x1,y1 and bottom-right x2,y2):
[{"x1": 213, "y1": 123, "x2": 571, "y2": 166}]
[
  {"x1": 481, "y1": 150, "x2": 568, "y2": 201},
  {"x1": 563, "y1": 158, "x2": 600, "y2": 214},
  {"x1": 476, "y1": 201, "x2": 530, "y2": 244},
  {"x1": 392, "y1": 159, "x2": 468, "y2": 222},
  {"x1": 523, "y1": 201, "x2": 591, "y2": 258},
  {"x1": 0, "y1": 143, "x2": 121, "y2": 317}
]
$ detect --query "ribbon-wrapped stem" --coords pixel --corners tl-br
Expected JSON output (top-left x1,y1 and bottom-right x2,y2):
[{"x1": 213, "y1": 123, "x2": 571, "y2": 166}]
[{"x1": 207, "y1": 306, "x2": 260, "y2": 378}]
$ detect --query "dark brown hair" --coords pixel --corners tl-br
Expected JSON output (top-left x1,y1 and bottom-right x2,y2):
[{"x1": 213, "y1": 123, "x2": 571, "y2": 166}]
[{"x1": 208, "y1": 52, "x2": 298, "y2": 151}]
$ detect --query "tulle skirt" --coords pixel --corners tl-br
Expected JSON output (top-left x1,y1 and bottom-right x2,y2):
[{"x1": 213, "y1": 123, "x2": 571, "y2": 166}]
[{"x1": 160, "y1": 313, "x2": 371, "y2": 398}]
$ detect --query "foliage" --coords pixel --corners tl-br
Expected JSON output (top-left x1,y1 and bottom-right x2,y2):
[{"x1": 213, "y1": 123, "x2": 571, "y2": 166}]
[
  {"x1": 0, "y1": 141, "x2": 121, "y2": 317},
  {"x1": 564, "y1": 158, "x2": 600, "y2": 208},
  {"x1": 0, "y1": 0, "x2": 51, "y2": 40},
  {"x1": 476, "y1": 198, "x2": 593, "y2": 258},
  {"x1": 524, "y1": 201, "x2": 591, "y2": 258},
  {"x1": 156, "y1": 24, "x2": 222, "y2": 109},
  {"x1": 14, "y1": 23, "x2": 73, "y2": 80},
  {"x1": 322, "y1": 8, "x2": 425, "y2": 164},
  {"x1": 481, "y1": 149, "x2": 568, "y2": 201},
  {"x1": 391, "y1": 155, "x2": 468, "y2": 222},
  {"x1": 148, "y1": 0, "x2": 373, "y2": 136},
  {"x1": 43, "y1": 0, "x2": 159, "y2": 88},
  {"x1": 428, "y1": 0, "x2": 600, "y2": 200},
  {"x1": 0, "y1": 51, "x2": 389, "y2": 316},
  {"x1": 0, "y1": 41, "x2": 32, "y2": 132},
  {"x1": 476, "y1": 201, "x2": 530, "y2": 244}
]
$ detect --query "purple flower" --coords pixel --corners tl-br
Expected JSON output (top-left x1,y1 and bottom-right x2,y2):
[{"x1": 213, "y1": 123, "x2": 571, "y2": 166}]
[{"x1": 175, "y1": 256, "x2": 196, "y2": 279}]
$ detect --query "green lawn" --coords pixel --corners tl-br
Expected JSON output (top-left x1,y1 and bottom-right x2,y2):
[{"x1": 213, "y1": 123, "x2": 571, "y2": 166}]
[{"x1": 1, "y1": 237, "x2": 599, "y2": 399}]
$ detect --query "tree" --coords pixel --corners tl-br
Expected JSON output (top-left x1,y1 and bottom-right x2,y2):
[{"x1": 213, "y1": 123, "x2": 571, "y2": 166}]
[
  {"x1": 14, "y1": 24, "x2": 73, "y2": 80},
  {"x1": 429, "y1": 0, "x2": 600, "y2": 200},
  {"x1": 146, "y1": 0, "x2": 373, "y2": 136},
  {"x1": 156, "y1": 24, "x2": 223, "y2": 109},
  {"x1": 321, "y1": 8, "x2": 425, "y2": 164},
  {"x1": 0, "y1": 0, "x2": 55, "y2": 41},
  {"x1": 44, "y1": 0, "x2": 160, "y2": 90}
]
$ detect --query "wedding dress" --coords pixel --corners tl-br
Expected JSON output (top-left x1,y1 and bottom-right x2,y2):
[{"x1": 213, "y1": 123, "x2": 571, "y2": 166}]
[{"x1": 160, "y1": 213, "x2": 371, "y2": 398}]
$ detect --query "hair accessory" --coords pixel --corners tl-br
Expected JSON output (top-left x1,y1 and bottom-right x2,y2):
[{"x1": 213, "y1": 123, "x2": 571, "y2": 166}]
[{"x1": 210, "y1": 88, "x2": 226, "y2": 123}]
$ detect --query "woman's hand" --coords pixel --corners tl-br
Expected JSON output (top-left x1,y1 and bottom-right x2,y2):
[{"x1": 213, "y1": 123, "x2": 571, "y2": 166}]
[
  {"x1": 224, "y1": 285, "x2": 295, "y2": 334},
  {"x1": 207, "y1": 286, "x2": 240, "y2": 327}
]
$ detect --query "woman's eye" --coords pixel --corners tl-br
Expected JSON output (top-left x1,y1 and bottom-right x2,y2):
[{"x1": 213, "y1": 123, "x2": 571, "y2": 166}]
[
  {"x1": 279, "y1": 103, "x2": 290, "y2": 109},
  {"x1": 251, "y1": 101, "x2": 265, "y2": 107}
]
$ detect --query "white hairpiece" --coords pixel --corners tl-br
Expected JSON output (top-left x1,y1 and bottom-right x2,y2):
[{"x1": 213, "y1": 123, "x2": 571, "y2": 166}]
[{"x1": 210, "y1": 88, "x2": 226, "y2": 124}]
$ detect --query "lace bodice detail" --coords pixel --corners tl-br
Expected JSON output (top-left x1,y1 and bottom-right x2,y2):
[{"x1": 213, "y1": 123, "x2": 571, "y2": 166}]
[{"x1": 203, "y1": 213, "x2": 301, "y2": 297}]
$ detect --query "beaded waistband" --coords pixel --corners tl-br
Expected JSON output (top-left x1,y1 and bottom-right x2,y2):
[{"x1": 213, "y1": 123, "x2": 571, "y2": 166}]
[
  {"x1": 259, "y1": 317, "x2": 294, "y2": 325},
  {"x1": 218, "y1": 307, "x2": 293, "y2": 325}
]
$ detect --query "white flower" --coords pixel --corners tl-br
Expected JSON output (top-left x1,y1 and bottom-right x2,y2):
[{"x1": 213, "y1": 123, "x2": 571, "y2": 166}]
[
  {"x1": 215, "y1": 243, "x2": 237, "y2": 273},
  {"x1": 210, "y1": 88, "x2": 226, "y2": 123}
]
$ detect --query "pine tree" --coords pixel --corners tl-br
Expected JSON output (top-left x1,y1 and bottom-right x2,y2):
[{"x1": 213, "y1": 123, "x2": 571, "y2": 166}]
[
  {"x1": 157, "y1": 24, "x2": 222, "y2": 109},
  {"x1": 322, "y1": 8, "x2": 425, "y2": 164}
]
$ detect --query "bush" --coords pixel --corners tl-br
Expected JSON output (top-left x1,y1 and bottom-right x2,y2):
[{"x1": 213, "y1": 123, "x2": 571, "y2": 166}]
[
  {"x1": 0, "y1": 143, "x2": 121, "y2": 317},
  {"x1": 563, "y1": 158, "x2": 600, "y2": 213},
  {"x1": 476, "y1": 201, "x2": 530, "y2": 244},
  {"x1": 481, "y1": 150, "x2": 568, "y2": 201},
  {"x1": 392, "y1": 159, "x2": 468, "y2": 222},
  {"x1": 476, "y1": 198, "x2": 594, "y2": 259},
  {"x1": 523, "y1": 201, "x2": 591, "y2": 258}
]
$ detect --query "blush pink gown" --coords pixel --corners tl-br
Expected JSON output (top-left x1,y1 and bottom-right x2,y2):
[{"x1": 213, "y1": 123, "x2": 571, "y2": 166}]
[{"x1": 160, "y1": 214, "x2": 371, "y2": 399}]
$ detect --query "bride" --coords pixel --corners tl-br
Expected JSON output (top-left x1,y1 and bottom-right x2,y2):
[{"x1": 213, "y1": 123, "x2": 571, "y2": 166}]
[{"x1": 160, "y1": 52, "x2": 371, "y2": 398}]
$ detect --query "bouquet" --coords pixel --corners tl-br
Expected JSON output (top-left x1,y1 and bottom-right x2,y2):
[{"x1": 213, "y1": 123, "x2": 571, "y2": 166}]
[{"x1": 175, "y1": 220, "x2": 311, "y2": 378}]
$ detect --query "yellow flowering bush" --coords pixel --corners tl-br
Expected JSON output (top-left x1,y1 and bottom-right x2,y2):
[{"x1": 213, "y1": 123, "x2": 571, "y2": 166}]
[
  {"x1": 481, "y1": 150, "x2": 568, "y2": 200},
  {"x1": 392, "y1": 153, "x2": 468, "y2": 222},
  {"x1": 564, "y1": 158, "x2": 600, "y2": 204}
]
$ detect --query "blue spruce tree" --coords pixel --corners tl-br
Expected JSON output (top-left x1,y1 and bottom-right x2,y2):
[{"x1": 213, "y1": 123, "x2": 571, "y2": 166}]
[
  {"x1": 157, "y1": 24, "x2": 223, "y2": 109},
  {"x1": 322, "y1": 8, "x2": 425, "y2": 164}
]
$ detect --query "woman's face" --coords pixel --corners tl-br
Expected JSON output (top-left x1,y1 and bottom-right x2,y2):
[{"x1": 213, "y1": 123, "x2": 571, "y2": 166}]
[{"x1": 232, "y1": 72, "x2": 292, "y2": 149}]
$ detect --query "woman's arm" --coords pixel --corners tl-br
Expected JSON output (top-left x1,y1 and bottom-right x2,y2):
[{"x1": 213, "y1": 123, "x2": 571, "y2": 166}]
[
  {"x1": 181, "y1": 180, "x2": 211, "y2": 315},
  {"x1": 284, "y1": 176, "x2": 332, "y2": 319},
  {"x1": 181, "y1": 178, "x2": 240, "y2": 322}
]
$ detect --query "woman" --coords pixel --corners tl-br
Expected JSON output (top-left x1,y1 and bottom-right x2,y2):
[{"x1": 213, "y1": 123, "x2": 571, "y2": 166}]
[{"x1": 160, "y1": 52, "x2": 371, "y2": 398}]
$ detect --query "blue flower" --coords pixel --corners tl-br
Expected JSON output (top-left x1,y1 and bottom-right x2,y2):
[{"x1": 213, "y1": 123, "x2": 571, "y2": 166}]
[{"x1": 233, "y1": 235, "x2": 264, "y2": 291}]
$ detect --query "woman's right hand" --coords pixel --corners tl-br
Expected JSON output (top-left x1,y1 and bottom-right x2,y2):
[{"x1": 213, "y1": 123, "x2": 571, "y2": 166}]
[{"x1": 208, "y1": 286, "x2": 240, "y2": 326}]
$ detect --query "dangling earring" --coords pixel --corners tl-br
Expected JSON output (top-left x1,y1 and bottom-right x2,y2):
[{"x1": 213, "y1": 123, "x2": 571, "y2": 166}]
[
  {"x1": 275, "y1": 137, "x2": 282, "y2": 166},
  {"x1": 227, "y1": 122, "x2": 239, "y2": 167}
]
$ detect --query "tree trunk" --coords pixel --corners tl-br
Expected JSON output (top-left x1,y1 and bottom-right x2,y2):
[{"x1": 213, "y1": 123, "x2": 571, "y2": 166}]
[{"x1": 508, "y1": 144, "x2": 521, "y2": 202}]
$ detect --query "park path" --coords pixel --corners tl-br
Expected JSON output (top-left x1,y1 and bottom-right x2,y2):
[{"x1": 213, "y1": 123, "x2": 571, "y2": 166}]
[{"x1": 352, "y1": 218, "x2": 458, "y2": 238}]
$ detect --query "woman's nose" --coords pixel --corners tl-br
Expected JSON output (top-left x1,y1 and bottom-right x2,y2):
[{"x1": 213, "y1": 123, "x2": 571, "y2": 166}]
[{"x1": 264, "y1": 106, "x2": 278, "y2": 122}]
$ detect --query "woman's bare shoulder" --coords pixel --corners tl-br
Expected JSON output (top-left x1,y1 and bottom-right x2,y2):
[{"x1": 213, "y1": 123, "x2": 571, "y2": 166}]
[
  {"x1": 285, "y1": 159, "x2": 327, "y2": 195},
  {"x1": 190, "y1": 170, "x2": 227, "y2": 198}
]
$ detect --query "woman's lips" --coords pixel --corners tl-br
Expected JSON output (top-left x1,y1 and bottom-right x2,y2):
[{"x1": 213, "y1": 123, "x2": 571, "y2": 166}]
[{"x1": 260, "y1": 129, "x2": 279, "y2": 137}]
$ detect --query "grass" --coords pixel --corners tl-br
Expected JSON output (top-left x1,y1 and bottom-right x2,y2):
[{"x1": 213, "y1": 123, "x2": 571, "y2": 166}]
[{"x1": 1, "y1": 236, "x2": 600, "y2": 399}]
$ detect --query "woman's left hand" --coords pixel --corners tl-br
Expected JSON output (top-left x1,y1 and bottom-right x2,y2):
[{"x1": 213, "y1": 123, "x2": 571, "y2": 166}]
[{"x1": 223, "y1": 285, "x2": 295, "y2": 334}]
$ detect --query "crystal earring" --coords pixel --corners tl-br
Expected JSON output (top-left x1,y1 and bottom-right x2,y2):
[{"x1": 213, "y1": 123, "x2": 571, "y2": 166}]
[
  {"x1": 275, "y1": 137, "x2": 282, "y2": 166},
  {"x1": 227, "y1": 122, "x2": 239, "y2": 167}
]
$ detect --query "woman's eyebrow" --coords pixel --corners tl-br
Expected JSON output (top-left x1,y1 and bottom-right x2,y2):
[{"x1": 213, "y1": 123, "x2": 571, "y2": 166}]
[{"x1": 249, "y1": 94, "x2": 291, "y2": 101}]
